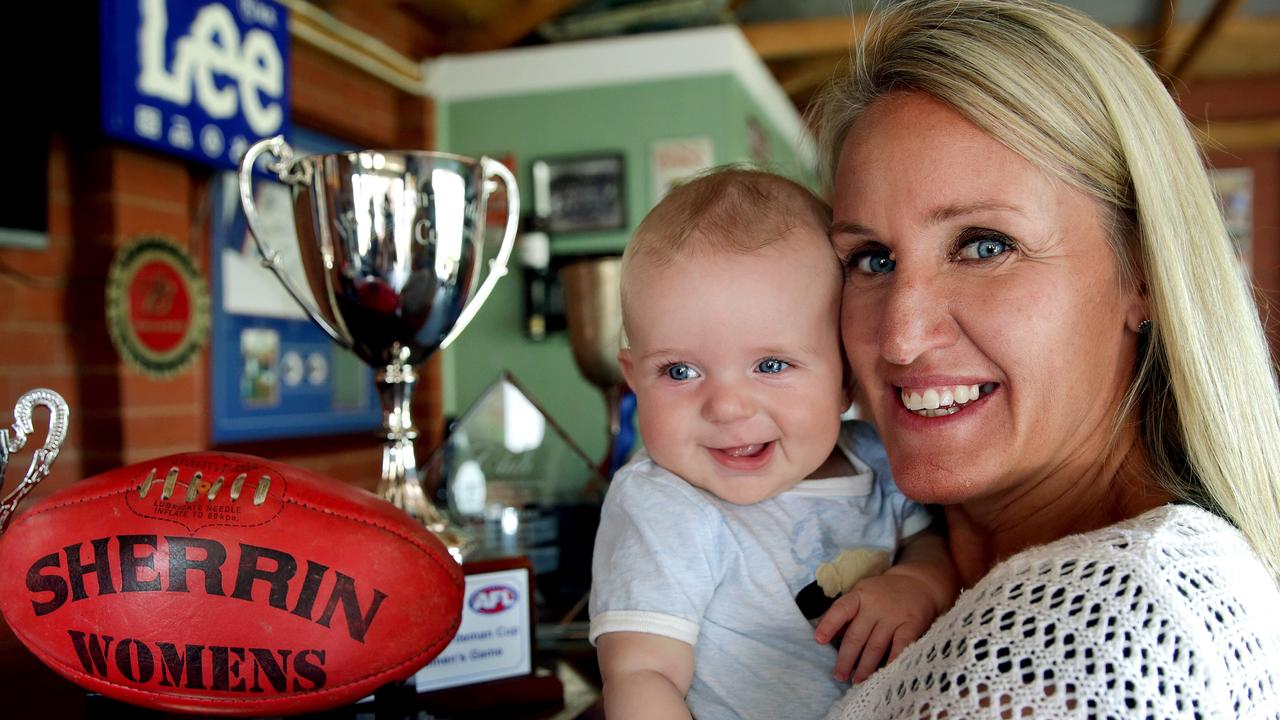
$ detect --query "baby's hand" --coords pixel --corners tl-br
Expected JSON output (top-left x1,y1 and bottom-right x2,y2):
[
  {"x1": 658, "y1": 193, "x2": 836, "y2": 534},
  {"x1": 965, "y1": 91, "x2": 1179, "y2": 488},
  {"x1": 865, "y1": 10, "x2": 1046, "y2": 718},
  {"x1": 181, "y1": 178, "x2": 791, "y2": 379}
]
[{"x1": 813, "y1": 571, "x2": 939, "y2": 684}]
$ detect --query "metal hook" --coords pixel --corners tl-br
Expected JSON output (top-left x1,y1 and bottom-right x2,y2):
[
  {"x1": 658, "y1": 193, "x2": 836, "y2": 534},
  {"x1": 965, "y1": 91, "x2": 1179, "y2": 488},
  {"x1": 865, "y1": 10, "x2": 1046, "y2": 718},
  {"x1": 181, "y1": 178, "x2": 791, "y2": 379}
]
[{"x1": 0, "y1": 388, "x2": 70, "y2": 533}]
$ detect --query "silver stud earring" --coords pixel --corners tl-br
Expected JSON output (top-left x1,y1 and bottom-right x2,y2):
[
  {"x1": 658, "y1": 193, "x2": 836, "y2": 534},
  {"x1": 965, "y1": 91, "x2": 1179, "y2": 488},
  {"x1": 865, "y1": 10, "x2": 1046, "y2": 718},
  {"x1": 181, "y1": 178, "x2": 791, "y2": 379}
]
[{"x1": 1138, "y1": 319, "x2": 1152, "y2": 335}]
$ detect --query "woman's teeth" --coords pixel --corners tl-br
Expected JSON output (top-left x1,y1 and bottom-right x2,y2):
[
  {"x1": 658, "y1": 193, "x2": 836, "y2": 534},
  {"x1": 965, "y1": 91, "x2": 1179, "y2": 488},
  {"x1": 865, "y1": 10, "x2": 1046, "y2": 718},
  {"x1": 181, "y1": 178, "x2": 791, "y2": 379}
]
[{"x1": 900, "y1": 383, "x2": 995, "y2": 417}]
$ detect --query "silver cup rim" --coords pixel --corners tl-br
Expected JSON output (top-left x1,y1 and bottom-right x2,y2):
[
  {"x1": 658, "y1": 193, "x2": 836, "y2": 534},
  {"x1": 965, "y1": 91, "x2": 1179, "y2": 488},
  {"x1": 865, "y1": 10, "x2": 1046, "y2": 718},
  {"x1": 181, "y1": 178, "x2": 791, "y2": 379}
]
[{"x1": 292, "y1": 147, "x2": 488, "y2": 166}]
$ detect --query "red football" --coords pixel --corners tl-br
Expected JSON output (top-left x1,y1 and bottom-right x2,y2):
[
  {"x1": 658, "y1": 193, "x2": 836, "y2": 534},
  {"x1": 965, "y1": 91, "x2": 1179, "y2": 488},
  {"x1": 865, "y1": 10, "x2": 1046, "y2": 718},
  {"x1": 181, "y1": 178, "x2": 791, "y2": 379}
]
[{"x1": 0, "y1": 451, "x2": 464, "y2": 716}]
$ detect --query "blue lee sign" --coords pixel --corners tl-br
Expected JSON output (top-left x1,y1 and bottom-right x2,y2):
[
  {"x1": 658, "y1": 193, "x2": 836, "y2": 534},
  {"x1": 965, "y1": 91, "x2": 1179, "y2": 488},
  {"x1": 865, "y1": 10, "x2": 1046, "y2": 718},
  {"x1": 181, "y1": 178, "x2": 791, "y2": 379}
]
[{"x1": 101, "y1": 0, "x2": 291, "y2": 169}]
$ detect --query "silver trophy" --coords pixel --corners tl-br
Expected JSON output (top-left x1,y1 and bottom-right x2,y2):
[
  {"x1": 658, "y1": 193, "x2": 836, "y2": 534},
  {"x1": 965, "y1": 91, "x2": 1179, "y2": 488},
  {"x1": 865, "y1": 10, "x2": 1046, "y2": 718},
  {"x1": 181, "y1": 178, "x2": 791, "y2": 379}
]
[
  {"x1": 239, "y1": 136, "x2": 519, "y2": 560},
  {"x1": 0, "y1": 388, "x2": 70, "y2": 533}
]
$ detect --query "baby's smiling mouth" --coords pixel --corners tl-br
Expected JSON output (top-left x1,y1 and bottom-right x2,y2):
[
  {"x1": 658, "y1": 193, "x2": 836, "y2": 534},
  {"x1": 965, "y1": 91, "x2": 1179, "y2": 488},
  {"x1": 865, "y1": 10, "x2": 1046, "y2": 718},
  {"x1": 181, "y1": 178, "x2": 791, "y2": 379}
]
[
  {"x1": 898, "y1": 382, "x2": 998, "y2": 417},
  {"x1": 707, "y1": 441, "x2": 775, "y2": 469},
  {"x1": 717, "y1": 442, "x2": 770, "y2": 457}
]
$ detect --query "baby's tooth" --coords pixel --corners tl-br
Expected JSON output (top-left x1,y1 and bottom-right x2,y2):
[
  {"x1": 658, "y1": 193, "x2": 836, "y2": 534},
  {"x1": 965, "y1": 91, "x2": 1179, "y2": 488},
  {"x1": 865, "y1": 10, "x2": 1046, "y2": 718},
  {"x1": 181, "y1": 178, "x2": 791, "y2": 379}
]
[
  {"x1": 954, "y1": 385, "x2": 970, "y2": 404},
  {"x1": 970, "y1": 384, "x2": 980, "y2": 399},
  {"x1": 923, "y1": 389, "x2": 940, "y2": 410},
  {"x1": 939, "y1": 389, "x2": 954, "y2": 407}
]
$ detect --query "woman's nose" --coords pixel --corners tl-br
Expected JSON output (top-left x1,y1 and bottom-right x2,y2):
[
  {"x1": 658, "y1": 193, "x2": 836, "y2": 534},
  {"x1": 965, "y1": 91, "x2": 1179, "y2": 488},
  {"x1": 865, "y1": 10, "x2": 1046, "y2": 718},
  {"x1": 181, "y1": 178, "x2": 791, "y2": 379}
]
[
  {"x1": 878, "y1": 274, "x2": 959, "y2": 366},
  {"x1": 701, "y1": 381, "x2": 756, "y2": 424}
]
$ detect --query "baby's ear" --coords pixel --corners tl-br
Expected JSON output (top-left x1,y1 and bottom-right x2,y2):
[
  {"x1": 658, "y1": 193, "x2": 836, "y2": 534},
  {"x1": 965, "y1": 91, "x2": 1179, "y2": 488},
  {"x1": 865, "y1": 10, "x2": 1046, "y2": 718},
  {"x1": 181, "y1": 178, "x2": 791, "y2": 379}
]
[{"x1": 618, "y1": 349, "x2": 636, "y2": 389}]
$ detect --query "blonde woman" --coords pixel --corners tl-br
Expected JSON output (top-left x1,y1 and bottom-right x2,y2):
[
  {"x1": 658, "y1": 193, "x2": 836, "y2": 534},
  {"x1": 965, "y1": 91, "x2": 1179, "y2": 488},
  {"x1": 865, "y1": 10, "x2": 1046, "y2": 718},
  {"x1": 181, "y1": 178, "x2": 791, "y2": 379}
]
[{"x1": 813, "y1": 0, "x2": 1280, "y2": 716}]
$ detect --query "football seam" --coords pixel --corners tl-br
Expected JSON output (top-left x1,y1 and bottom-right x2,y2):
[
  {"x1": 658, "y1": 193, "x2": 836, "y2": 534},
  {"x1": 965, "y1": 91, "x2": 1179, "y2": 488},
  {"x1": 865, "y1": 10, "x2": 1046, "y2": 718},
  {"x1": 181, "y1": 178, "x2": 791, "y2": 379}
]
[
  {"x1": 17, "y1": 484, "x2": 287, "y2": 533},
  {"x1": 14, "y1": 612, "x2": 463, "y2": 705},
  {"x1": 281, "y1": 496, "x2": 461, "y2": 581}
]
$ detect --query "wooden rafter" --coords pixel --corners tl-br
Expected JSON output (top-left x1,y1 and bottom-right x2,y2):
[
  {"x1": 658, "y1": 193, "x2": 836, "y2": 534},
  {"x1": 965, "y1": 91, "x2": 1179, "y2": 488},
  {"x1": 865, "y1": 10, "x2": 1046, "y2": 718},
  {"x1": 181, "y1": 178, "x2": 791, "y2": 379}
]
[
  {"x1": 772, "y1": 55, "x2": 846, "y2": 98},
  {"x1": 740, "y1": 16, "x2": 868, "y2": 61},
  {"x1": 1168, "y1": 0, "x2": 1247, "y2": 84},
  {"x1": 451, "y1": 0, "x2": 586, "y2": 52},
  {"x1": 741, "y1": 13, "x2": 1280, "y2": 84},
  {"x1": 1149, "y1": 0, "x2": 1178, "y2": 80},
  {"x1": 1196, "y1": 118, "x2": 1280, "y2": 151}
]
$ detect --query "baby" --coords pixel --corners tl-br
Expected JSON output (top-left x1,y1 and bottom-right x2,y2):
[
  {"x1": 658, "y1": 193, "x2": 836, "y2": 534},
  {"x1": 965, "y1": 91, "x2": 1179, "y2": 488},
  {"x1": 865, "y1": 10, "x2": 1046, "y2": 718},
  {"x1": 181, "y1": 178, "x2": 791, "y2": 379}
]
[{"x1": 589, "y1": 167, "x2": 958, "y2": 720}]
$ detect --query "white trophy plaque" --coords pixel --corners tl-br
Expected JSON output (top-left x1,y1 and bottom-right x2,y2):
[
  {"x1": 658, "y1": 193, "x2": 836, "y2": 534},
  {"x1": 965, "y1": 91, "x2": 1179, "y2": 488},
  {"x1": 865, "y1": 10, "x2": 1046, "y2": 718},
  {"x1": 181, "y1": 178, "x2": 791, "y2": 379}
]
[{"x1": 415, "y1": 560, "x2": 534, "y2": 692}]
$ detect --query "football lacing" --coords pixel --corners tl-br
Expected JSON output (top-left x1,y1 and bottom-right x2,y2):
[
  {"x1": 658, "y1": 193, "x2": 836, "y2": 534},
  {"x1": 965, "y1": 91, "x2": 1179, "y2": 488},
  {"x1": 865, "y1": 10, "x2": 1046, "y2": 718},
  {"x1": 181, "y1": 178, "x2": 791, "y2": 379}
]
[{"x1": 137, "y1": 467, "x2": 271, "y2": 505}]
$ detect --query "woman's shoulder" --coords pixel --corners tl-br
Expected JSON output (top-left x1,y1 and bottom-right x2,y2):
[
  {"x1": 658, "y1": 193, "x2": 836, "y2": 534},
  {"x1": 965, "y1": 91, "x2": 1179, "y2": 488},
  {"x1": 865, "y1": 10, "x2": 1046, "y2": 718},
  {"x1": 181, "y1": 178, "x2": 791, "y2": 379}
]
[
  {"x1": 1003, "y1": 503, "x2": 1265, "y2": 587},
  {"x1": 976, "y1": 503, "x2": 1280, "y2": 654},
  {"x1": 825, "y1": 504, "x2": 1280, "y2": 719}
]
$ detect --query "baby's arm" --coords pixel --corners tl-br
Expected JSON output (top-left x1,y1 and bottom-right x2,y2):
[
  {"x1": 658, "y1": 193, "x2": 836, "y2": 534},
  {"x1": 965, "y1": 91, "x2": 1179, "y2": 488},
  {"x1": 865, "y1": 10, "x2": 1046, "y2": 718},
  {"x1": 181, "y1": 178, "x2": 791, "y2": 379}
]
[
  {"x1": 597, "y1": 631, "x2": 695, "y2": 720},
  {"x1": 814, "y1": 530, "x2": 958, "y2": 683}
]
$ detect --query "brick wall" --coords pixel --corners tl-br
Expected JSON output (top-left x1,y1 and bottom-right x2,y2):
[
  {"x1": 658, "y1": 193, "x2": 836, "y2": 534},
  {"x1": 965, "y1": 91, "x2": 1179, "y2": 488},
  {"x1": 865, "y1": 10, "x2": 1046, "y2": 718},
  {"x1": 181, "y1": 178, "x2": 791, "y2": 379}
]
[{"x1": 0, "y1": 30, "x2": 440, "y2": 500}]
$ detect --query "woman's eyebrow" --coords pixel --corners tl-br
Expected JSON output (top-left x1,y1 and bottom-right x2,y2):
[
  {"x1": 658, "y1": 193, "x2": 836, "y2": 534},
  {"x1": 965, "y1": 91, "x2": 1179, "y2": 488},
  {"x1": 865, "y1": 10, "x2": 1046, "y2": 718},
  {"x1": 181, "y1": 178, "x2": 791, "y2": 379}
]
[
  {"x1": 830, "y1": 202, "x2": 1023, "y2": 238},
  {"x1": 927, "y1": 201, "x2": 1022, "y2": 223},
  {"x1": 829, "y1": 220, "x2": 874, "y2": 238}
]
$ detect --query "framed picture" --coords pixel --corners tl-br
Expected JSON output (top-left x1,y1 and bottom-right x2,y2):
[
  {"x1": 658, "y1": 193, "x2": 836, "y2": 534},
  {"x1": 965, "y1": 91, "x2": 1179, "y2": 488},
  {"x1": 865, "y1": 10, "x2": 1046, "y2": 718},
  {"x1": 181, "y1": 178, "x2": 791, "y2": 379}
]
[{"x1": 531, "y1": 153, "x2": 627, "y2": 233}]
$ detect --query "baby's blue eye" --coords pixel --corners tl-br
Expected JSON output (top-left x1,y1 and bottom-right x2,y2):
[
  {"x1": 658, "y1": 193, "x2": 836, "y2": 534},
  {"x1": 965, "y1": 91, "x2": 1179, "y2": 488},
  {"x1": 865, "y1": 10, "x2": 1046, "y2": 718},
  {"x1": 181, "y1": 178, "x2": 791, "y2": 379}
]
[
  {"x1": 959, "y1": 235, "x2": 1012, "y2": 260},
  {"x1": 666, "y1": 364, "x2": 699, "y2": 381},
  {"x1": 757, "y1": 359, "x2": 790, "y2": 374}
]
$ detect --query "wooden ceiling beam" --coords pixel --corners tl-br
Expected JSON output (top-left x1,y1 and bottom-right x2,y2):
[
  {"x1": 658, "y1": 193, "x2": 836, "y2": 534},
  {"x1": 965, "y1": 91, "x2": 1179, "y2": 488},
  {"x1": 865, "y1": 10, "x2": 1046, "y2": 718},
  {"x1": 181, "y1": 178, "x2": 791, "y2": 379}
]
[
  {"x1": 1196, "y1": 117, "x2": 1280, "y2": 150},
  {"x1": 744, "y1": 13, "x2": 1280, "y2": 80},
  {"x1": 453, "y1": 0, "x2": 586, "y2": 52},
  {"x1": 773, "y1": 55, "x2": 846, "y2": 98},
  {"x1": 740, "y1": 16, "x2": 868, "y2": 61},
  {"x1": 1149, "y1": 0, "x2": 1178, "y2": 79},
  {"x1": 1169, "y1": 0, "x2": 1247, "y2": 83}
]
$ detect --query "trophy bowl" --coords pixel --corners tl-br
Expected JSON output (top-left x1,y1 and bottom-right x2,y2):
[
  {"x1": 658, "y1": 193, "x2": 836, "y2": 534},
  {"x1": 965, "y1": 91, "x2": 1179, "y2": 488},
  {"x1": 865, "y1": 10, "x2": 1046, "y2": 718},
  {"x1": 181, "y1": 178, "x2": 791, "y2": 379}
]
[{"x1": 239, "y1": 136, "x2": 520, "y2": 559}]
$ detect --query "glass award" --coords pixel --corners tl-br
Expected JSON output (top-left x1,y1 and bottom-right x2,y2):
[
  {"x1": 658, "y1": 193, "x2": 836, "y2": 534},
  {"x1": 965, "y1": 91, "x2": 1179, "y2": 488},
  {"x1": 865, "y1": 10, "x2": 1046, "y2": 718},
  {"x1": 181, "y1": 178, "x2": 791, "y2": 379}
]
[{"x1": 422, "y1": 372, "x2": 607, "y2": 621}]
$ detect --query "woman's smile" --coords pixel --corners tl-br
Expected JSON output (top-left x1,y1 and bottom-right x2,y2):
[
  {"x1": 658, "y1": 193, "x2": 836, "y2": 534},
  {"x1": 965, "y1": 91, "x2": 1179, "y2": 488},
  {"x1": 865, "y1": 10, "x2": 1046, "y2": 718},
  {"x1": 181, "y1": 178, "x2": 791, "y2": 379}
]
[{"x1": 898, "y1": 382, "x2": 998, "y2": 416}]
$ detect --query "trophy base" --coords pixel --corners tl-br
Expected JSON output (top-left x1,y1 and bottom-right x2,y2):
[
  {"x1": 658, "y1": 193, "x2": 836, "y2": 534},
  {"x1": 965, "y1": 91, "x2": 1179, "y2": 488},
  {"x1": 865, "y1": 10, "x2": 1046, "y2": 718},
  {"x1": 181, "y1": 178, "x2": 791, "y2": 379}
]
[{"x1": 376, "y1": 470, "x2": 473, "y2": 562}]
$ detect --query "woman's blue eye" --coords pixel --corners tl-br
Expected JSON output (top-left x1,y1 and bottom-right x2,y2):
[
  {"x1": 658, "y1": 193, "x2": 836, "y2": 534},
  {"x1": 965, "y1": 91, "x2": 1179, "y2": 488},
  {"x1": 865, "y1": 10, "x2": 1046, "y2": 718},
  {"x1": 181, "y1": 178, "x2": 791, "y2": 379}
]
[
  {"x1": 665, "y1": 364, "x2": 699, "y2": 381},
  {"x1": 757, "y1": 359, "x2": 790, "y2": 374},
  {"x1": 854, "y1": 251, "x2": 895, "y2": 274},
  {"x1": 959, "y1": 236, "x2": 1011, "y2": 260}
]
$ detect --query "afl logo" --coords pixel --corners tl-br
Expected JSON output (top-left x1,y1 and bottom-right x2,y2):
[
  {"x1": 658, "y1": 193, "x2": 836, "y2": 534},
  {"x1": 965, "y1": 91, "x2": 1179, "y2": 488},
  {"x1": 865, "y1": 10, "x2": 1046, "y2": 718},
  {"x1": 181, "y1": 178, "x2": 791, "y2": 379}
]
[{"x1": 469, "y1": 584, "x2": 519, "y2": 614}]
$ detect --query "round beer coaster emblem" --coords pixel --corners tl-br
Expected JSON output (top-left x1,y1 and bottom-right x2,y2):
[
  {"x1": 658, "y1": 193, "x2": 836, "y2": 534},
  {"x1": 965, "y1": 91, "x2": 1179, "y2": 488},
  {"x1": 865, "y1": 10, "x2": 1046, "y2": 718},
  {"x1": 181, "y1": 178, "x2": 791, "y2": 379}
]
[{"x1": 106, "y1": 236, "x2": 210, "y2": 377}]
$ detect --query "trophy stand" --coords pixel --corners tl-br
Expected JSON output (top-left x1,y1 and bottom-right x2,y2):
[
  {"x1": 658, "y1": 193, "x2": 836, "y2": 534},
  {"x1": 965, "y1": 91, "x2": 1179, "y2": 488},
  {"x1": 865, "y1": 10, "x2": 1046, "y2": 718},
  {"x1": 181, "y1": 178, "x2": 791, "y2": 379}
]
[
  {"x1": 239, "y1": 135, "x2": 520, "y2": 561},
  {"x1": 375, "y1": 362, "x2": 469, "y2": 559},
  {"x1": 560, "y1": 256, "x2": 634, "y2": 479}
]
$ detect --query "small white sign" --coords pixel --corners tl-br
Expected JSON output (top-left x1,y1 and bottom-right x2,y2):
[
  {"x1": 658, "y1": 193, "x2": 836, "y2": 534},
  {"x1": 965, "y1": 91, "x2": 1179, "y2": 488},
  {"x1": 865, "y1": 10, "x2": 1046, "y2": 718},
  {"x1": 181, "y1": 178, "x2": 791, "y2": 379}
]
[
  {"x1": 650, "y1": 137, "x2": 715, "y2": 209},
  {"x1": 415, "y1": 567, "x2": 532, "y2": 692}
]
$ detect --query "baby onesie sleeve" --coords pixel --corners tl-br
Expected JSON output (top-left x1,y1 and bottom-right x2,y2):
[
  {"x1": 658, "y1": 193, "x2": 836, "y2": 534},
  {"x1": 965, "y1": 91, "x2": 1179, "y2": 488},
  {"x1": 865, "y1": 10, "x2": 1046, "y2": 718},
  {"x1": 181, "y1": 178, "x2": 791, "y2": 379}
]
[
  {"x1": 588, "y1": 463, "x2": 724, "y2": 647},
  {"x1": 846, "y1": 420, "x2": 934, "y2": 540}
]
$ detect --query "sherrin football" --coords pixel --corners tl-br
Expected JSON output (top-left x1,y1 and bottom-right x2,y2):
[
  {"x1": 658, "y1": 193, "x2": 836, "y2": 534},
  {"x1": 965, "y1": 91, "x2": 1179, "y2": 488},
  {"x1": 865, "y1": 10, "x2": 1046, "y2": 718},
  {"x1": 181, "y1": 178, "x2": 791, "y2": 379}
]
[{"x1": 0, "y1": 451, "x2": 464, "y2": 716}]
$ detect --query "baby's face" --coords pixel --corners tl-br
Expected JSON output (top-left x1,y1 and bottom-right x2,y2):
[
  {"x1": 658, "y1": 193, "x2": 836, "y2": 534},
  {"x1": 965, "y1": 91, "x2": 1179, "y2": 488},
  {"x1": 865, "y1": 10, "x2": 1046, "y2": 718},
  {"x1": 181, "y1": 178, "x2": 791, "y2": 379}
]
[{"x1": 620, "y1": 228, "x2": 847, "y2": 504}]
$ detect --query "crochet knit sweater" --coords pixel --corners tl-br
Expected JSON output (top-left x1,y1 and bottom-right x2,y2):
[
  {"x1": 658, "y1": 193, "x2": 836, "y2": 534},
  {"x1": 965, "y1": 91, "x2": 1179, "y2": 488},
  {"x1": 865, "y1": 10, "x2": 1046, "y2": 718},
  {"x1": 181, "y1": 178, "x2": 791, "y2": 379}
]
[{"x1": 825, "y1": 504, "x2": 1280, "y2": 719}]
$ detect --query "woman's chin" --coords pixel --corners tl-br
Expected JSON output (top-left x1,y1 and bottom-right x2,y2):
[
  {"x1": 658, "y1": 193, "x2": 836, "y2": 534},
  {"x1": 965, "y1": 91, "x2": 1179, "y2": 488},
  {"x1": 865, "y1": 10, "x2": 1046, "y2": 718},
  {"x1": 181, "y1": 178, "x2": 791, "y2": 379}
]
[{"x1": 888, "y1": 460, "x2": 984, "y2": 505}]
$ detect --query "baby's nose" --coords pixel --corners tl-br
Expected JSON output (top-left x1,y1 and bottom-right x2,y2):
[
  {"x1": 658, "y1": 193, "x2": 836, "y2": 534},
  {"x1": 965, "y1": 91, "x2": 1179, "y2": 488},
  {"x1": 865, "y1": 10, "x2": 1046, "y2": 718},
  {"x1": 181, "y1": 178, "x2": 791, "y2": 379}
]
[{"x1": 702, "y1": 382, "x2": 756, "y2": 424}]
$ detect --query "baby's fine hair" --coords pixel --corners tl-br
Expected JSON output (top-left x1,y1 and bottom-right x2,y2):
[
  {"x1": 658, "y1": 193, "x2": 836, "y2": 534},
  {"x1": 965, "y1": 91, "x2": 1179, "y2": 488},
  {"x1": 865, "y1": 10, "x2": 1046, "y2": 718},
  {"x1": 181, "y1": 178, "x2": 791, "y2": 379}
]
[
  {"x1": 619, "y1": 166, "x2": 834, "y2": 345},
  {"x1": 622, "y1": 165, "x2": 831, "y2": 272}
]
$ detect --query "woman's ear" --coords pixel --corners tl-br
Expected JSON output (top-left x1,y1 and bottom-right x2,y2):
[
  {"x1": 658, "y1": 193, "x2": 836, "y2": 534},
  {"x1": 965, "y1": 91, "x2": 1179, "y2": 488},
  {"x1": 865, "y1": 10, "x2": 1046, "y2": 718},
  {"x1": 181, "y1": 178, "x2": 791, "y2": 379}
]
[{"x1": 1124, "y1": 288, "x2": 1150, "y2": 335}]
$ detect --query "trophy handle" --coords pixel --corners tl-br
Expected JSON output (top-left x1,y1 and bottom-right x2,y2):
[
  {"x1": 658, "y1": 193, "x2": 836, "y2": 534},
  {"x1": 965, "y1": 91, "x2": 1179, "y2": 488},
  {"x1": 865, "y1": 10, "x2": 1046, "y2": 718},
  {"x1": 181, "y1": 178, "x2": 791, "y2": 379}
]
[
  {"x1": 0, "y1": 388, "x2": 69, "y2": 533},
  {"x1": 238, "y1": 135, "x2": 353, "y2": 348},
  {"x1": 440, "y1": 158, "x2": 521, "y2": 350}
]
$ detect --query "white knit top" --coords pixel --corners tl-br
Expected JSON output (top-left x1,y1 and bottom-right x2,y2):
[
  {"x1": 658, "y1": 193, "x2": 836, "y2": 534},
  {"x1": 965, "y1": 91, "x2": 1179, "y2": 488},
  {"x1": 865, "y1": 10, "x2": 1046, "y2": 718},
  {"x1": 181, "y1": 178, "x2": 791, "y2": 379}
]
[{"x1": 825, "y1": 504, "x2": 1280, "y2": 719}]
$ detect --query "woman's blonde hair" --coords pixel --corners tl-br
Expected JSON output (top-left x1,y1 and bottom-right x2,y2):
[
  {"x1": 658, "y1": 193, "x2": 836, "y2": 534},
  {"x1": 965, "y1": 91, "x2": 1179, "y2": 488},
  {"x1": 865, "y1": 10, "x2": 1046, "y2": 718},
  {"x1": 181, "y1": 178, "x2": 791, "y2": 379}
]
[{"x1": 813, "y1": 0, "x2": 1280, "y2": 581}]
